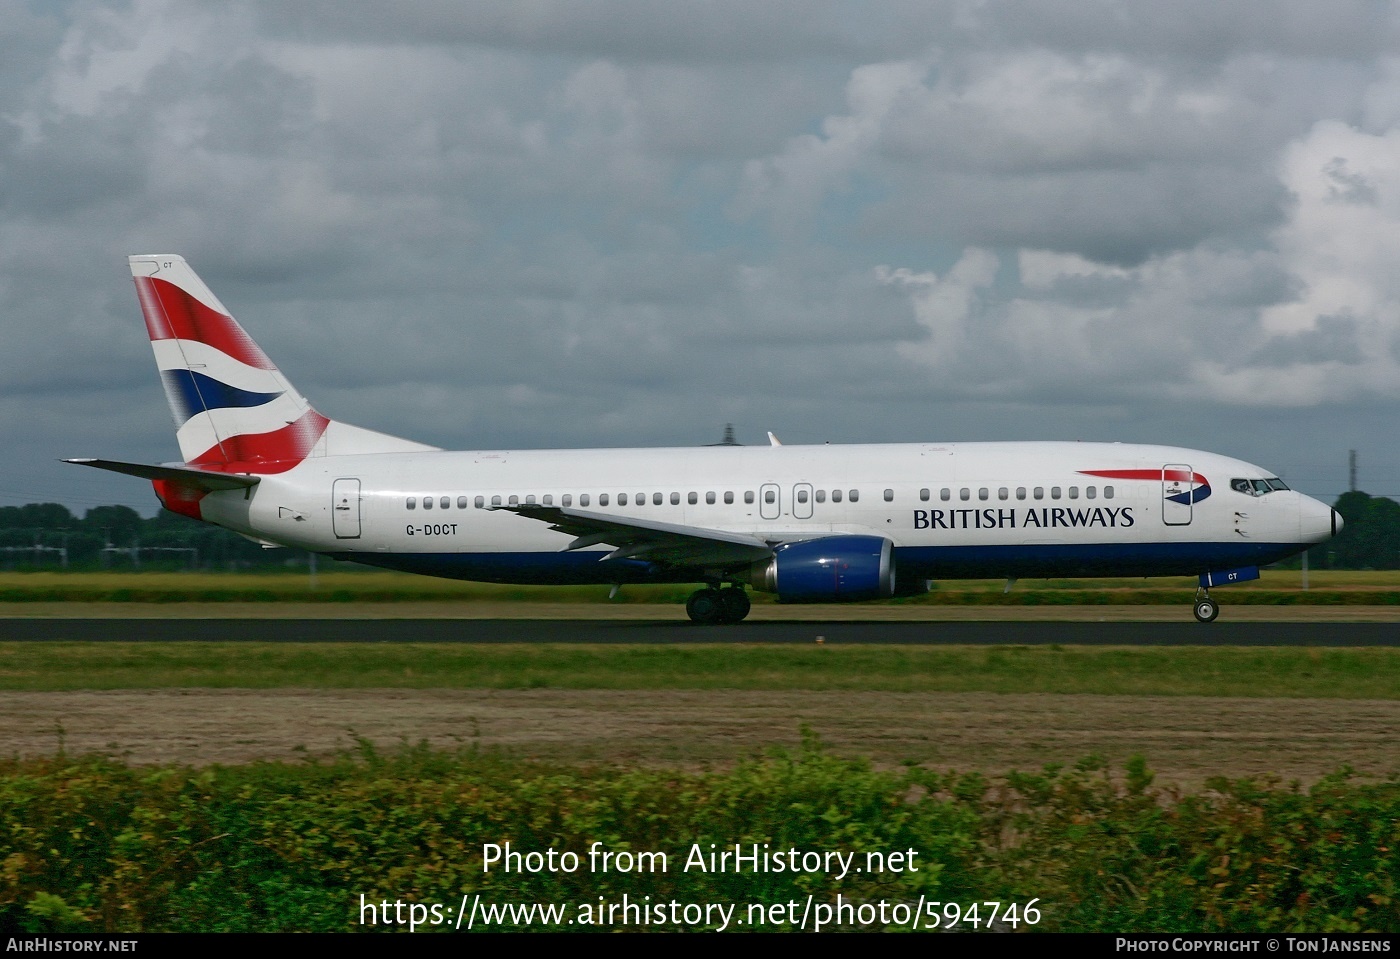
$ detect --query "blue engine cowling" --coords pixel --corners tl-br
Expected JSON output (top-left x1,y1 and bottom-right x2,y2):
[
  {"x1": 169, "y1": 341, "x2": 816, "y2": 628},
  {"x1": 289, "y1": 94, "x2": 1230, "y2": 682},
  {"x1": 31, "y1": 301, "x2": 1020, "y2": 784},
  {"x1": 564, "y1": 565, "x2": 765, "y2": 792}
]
[{"x1": 748, "y1": 535, "x2": 895, "y2": 602}]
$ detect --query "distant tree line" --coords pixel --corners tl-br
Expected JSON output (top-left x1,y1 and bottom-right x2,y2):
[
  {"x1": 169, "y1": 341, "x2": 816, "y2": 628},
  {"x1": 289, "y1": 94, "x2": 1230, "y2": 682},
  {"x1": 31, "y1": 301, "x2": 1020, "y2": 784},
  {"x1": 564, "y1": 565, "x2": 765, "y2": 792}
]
[
  {"x1": 0, "y1": 503, "x2": 314, "y2": 571},
  {"x1": 2, "y1": 491, "x2": 1398, "y2": 572},
  {"x1": 1310, "y1": 491, "x2": 1400, "y2": 570}
]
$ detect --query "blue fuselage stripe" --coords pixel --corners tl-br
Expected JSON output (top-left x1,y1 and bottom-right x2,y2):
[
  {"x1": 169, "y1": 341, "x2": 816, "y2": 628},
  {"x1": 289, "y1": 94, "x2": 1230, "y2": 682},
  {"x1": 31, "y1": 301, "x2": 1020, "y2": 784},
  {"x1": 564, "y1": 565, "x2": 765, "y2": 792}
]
[{"x1": 337, "y1": 541, "x2": 1304, "y2": 585}]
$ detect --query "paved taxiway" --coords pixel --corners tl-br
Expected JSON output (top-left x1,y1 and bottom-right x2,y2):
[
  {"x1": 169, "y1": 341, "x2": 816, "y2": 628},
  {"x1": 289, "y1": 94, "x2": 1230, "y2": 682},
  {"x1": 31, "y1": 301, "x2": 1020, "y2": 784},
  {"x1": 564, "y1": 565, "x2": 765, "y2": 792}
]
[{"x1": 1, "y1": 619, "x2": 1397, "y2": 645}]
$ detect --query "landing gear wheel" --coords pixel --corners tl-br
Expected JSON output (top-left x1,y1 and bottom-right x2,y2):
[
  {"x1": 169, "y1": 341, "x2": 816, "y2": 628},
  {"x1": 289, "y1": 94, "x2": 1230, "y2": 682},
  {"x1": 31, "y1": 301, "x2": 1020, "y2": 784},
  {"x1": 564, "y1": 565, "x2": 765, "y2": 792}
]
[
  {"x1": 717, "y1": 587, "x2": 751, "y2": 624},
  {"x1": 686, "y1": 588, "x2": 725, "y2": 625},
  {"x1": 1193, "y1": 598, "x2": 1220, "y2": 623}
]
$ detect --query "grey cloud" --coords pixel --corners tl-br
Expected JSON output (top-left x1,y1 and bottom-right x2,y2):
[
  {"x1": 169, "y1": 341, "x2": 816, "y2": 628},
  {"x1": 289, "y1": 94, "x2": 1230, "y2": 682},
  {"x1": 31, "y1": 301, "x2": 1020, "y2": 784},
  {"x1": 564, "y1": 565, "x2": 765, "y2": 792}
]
[
  {"x1": 1322, "y1": 157, "x2": 1379, "y2": 205},
  {"x1": 247, "y1": 0, "x2": 897, "y2": 64},
  {"x1": 869, "y1": 164, "x2": 1288, "y2": 265},
  {"x1": 3, "y1": 0, "x2": 1400, "y2": 514},
  {"x1": 1251, "y1": 314, "x2": 1365, "y2": 367}
]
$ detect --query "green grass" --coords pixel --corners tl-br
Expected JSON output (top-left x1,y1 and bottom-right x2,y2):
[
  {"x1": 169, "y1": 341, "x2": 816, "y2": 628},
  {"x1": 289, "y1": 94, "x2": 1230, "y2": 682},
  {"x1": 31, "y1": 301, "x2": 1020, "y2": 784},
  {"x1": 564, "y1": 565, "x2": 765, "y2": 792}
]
[
  {"x1": 3, "y1": 642, "x2": 1399, "y2": 698},
  {"x1": 3, "y1": 569, "x2": 1400, "y2": 604}
]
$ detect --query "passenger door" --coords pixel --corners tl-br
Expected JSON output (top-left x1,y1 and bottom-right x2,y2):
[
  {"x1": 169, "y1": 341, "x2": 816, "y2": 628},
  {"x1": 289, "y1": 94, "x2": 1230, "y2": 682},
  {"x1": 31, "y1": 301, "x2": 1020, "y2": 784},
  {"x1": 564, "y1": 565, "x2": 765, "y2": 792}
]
[
  {"x1": 1162, "y1": 464, "x2": 1194, "y2": 526},
  {"x1": 333, "y1": 478, "x2": 362, "y2": 538}
]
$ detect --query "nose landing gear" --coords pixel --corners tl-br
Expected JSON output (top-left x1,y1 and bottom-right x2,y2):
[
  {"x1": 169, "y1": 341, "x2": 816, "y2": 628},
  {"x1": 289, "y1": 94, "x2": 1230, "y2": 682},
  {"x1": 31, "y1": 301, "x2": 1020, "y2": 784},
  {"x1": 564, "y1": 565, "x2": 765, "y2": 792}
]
[{"x1": 685, "y1": 586, "x2": 751, "y2": 624}]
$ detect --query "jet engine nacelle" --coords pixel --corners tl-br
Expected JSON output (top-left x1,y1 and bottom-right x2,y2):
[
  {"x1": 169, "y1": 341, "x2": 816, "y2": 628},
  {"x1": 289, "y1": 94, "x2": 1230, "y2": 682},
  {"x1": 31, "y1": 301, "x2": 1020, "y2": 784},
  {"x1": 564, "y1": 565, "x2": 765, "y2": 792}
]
[{"x1": 748, "y1": 535, "x2": 895, "y2": 602}]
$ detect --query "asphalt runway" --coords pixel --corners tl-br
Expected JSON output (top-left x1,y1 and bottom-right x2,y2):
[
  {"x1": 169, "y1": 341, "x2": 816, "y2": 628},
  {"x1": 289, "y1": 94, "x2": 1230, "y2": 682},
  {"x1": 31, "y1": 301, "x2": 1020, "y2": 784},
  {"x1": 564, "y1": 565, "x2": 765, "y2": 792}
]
[{"x1": 1, "y1": 618, "x2": 1397, "y2": 645}]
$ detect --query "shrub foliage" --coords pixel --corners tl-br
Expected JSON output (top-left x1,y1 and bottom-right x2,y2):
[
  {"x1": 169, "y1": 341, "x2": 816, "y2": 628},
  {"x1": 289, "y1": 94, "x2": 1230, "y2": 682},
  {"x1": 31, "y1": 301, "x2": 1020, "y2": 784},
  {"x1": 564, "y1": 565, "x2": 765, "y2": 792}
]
[{"x1": 2, "y1": 741, "x2": 1397, "y2": 932}]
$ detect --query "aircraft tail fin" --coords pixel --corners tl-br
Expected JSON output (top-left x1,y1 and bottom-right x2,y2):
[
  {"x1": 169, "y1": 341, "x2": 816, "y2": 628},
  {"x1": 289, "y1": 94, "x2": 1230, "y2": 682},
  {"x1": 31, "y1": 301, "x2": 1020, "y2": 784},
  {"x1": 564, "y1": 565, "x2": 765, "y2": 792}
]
[{"x1": 129, "y1": 255, "x2": 437, "y2": 473}]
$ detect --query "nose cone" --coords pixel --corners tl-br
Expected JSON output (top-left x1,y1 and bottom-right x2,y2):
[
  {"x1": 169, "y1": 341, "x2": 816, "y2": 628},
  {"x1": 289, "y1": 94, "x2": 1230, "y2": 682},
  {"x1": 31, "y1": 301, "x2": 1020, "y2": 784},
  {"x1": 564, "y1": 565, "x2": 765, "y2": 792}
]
[{"x1": 1299, "y1": 495, "x2": 1340, "y2": 544}]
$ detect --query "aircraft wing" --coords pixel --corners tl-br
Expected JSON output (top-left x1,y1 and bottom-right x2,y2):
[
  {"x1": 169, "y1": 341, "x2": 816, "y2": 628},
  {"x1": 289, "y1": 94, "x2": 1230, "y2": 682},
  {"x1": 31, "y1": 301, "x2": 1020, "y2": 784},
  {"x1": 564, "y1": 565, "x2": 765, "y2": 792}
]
[
  {"x1": 496, "y1": 505, "x2": 775, "y2": 567},
  {"x1": 63, "y1": 458, "x2": 261, "y2": 491}
]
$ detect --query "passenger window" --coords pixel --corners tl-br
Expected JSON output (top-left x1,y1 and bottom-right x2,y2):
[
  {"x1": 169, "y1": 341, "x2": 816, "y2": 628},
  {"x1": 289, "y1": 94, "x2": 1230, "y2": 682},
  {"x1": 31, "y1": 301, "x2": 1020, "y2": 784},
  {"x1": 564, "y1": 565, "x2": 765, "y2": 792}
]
[
  {"x1": 999, "y1": 487, "x2": 1009, "y2": 500},
  {"x1": 491, "y1": 495, "x2": 502, "y2": 506},
  {"x1": 599, "y1": 494, "x2": 609, "y2": 506},
  {"x1": 525, "y1": 495, "x2": 537, "y2": 505},
  {"x1": 816, "y1": 490, "x2": 826, "y2": 503},
  {"x1": 1104, "y1": 487, "x2": 1114, "y2": 500},
  {"x1": 1085, "y1": 487, "x2": 1095, "y2": 500},
  {"x1": 706, "y1": 492, "x2": 716, "y2": 505},
  {"x1": 1033, "y1": 487, "x2": 1044, "y2": 500},
  {"x1": 688, "y1": 492, "x2": 698, "y2": 505},
  {"x1": 832, "y1": 489, "x2": 843, "y2": 503},
  {"x1": 1068, "y1": 487, "x2": 1078, "y2": 500},
  {"x1": 960, "y1": 488, "x2": 970, "y2": 501},
  {"x1": 797, "y1": 490, "x2": 809, "y2": 503},
  {"x1": 457, "y1": 495, "x2": 468, "y2": 509},
  {"x1": 919, "y1": 488, "x2": 929, "y2": 501},
  {"x1": 508, "y1": 495, "x2": 519, "y2": 506},
  {"x1": 618, "y1": 493, "x2": 629, "y2": 506},
  {"x1": 440, "y1": 496, "x2": 450, "y2": 510},
  {"x1": 978, "y1": 488, "x2": 989, "y2": 501},
  {"x1": 1051, "y1": 487, "x2": 1061, "y2": 499},
  {"x1": 580, "y1": 494, "x2": 590, "y2": 507},
  {"x1": 562, "y1": 494, "x2": 571, "y2": 507},
  {"x1": 423, "y1": 496, "x2": 433, "y2": 510},
  {"x1": 883, "y1": 489, "x2": 894, "y2": 502},
  {"x1": 745, "y1": 491, "x2": 755, "y2": 504},
  {"x1": 849, "y1": 490, "x2": 859, "y2": 503},
  {"x1": 475, "y1": 495, "x2": 485, "y2": 508},
  {"x1": 543, "y1": 494, "x2": 553, "y2": 506},
  {"x1": 940, "y1": 488, "x2": 951, "y2": 501},
  {"x1": 764, "y1": 490, "x2": 776, "y2": 504},
  {"x1": 1016, "y1": 487, "x2": 1026, "y2": 500},
  {"x1": 670, "y1": 492, "x2": 679, "y2": 505},
  {"x1": 724, "y1": 492, "x2": 734, "y2": 504},
  {"x1": 654, "y1": 492, "x2": 663, "y2": 505},
  {"x1": 406, "y1": 497, "x2": 416, "y2": 510}
]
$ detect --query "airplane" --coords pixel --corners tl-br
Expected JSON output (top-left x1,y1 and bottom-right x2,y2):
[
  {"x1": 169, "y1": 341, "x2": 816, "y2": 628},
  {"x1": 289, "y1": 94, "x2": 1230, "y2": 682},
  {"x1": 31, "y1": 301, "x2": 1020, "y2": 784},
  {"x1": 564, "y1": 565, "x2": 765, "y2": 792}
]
[{"x1": 67, "y1": 254, "x2": 1342, "y2": 625}]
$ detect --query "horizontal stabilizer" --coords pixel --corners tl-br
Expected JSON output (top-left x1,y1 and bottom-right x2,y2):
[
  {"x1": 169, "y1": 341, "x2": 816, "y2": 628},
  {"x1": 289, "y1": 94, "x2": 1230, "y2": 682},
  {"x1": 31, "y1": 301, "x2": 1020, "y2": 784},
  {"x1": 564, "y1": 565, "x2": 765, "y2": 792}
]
[{"x1": 63, "y1": 458, "x2": 261, "y2": 491}]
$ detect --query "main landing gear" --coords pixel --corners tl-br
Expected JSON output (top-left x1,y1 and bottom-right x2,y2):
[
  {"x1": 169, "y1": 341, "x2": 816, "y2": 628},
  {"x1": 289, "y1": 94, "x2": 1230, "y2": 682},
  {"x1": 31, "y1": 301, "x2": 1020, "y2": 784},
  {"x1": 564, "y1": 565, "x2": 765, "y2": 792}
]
[
  {"x1": 1193, "y1": 587, "x2": 1220, "y2": 624},
  {"x1": 685, "y1": 586, "x2": 752, "y2": 624}
]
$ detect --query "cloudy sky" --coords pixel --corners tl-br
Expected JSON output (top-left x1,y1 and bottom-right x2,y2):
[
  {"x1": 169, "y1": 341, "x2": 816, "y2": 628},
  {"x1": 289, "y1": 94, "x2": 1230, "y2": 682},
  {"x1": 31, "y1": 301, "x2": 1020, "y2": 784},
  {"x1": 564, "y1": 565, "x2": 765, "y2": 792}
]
[{"x1": 4, "y1": 0, "x2": 1400, "y2": 516}]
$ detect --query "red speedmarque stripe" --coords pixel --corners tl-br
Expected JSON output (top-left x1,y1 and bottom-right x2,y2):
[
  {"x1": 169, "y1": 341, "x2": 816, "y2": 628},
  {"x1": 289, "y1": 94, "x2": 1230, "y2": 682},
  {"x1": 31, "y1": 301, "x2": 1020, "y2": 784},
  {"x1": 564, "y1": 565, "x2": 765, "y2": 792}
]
[
  {"x1": 188, "y1": 410, "x2": 331, "y2": 473},
  {"x1": 134, "y1": 276, "x2": 276, "y2": 370}
]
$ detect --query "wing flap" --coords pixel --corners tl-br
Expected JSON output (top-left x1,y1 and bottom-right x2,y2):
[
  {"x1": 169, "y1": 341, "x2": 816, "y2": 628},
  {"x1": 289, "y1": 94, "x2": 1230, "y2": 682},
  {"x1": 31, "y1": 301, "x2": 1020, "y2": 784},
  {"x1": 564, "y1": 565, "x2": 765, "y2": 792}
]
[{"x1": 497, "y1": 505, "x2": 774, "y2": 568}]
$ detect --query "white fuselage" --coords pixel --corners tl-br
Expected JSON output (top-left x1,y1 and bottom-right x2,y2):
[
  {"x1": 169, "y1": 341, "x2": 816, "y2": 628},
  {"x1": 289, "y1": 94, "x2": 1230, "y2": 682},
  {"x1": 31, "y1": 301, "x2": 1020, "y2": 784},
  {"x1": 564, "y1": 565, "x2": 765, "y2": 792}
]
[{"x1": 196, "y1": 440, "x2": 1335, "y2": 585}]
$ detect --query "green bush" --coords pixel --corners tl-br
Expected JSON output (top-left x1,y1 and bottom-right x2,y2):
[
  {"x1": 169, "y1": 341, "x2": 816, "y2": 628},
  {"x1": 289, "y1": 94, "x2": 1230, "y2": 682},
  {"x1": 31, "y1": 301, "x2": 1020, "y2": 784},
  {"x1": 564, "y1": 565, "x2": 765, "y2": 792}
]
[{"x1": 2, "y1": 745, "x2": 1397, "y2": 932}]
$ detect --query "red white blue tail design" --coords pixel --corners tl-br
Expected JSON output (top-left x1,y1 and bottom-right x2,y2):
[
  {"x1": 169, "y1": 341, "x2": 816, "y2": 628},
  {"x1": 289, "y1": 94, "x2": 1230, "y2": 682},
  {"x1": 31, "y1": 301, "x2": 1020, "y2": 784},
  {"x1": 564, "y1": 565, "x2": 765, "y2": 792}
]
[{"x1": 130, "y1": 255, "x2": 436, "y2": 474}]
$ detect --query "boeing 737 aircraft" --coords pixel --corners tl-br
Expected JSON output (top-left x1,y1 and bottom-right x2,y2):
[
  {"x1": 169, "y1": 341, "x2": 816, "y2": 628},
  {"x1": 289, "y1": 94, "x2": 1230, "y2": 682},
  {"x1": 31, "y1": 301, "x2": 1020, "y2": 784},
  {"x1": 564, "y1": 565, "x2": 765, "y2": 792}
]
[{"x1": 68, "y1": 255, "x2": 1341, "y2": 623}]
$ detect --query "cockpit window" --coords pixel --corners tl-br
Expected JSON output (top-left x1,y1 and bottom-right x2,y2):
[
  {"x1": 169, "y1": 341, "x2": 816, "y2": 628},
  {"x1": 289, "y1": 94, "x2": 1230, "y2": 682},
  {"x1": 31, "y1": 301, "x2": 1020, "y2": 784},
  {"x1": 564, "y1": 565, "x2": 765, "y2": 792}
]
[{"x1": 1233, "y1": 477, "x2": 1289, "y2": 496}]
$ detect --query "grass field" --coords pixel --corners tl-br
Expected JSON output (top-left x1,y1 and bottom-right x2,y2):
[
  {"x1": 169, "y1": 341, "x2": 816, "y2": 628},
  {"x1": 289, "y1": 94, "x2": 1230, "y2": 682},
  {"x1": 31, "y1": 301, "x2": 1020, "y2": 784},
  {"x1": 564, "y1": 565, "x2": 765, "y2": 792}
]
[
  {"x1": 3, "y1": 641, "x2": 1398, "y2": 698},
  {"x1": 1, "y1": 568, "x2": 1399, "y2": 605}
]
